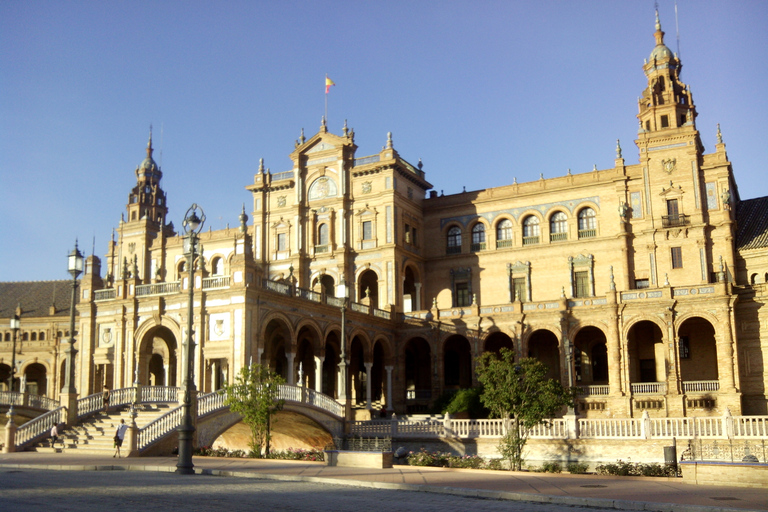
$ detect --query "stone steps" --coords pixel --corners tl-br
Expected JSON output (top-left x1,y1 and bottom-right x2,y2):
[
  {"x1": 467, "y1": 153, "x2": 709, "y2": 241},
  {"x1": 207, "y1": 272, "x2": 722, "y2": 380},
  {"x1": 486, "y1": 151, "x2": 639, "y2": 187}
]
[{"x1": 29, "y1": 403, "x2": 178, "y2": 454}]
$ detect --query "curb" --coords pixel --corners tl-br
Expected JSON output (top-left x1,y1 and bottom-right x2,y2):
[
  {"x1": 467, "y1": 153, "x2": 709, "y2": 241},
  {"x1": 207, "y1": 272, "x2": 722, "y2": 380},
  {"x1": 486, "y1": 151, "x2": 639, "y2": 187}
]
[{"x1": 0, "y1": 462, "x2": 760, "y2": 512}]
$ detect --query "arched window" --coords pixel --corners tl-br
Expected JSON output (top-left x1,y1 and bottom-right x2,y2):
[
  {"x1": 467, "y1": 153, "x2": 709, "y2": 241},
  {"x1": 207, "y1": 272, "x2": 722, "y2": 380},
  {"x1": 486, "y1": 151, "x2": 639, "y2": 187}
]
[
  {"x1": 496, "y1": 219, "x2": 513, "y2": 248},
  {"x1": 318, "y1": 223, "x2": 329, "y2": 246},
  {"x1": 39, "y1": 332, "x2": 45, "y2": 341},
  {"x1": 550, "y1": 212, "x2": 568, "y2": 241},
  {"x1": 522, "y1": 216, "x2": 540, "y2": 245},
  {"x1": 471, "y1": 223, "x2": 486, "y2": 252},
  {"x1": 31, "y1": 332, "x2": 37, "y2": 341},
  {"x1": 211, "y1": 257, "x2": 223, "y2": 276},
  {"x1": 447, "y1": 226, "x2": 462, "y2": 254},
  {"x1": 578, "y1": 207, "x2": 597, "y2": 238}
]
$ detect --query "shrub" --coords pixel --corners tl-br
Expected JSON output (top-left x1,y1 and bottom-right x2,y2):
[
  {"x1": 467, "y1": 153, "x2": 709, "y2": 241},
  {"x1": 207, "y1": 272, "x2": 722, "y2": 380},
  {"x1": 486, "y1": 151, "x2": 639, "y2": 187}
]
[
  {"x1": 448, "y1": 454, "x2": 485, "y2": 469},
  {"x1": 483, "y1": 458, "x2": 506, "y2": 471},
  {"x1": 266, "y1": 448, "x2": 325, "y2": 462},
  {"x1": 567, "y1": 462, "x2": 589, "y2": 474},
  {"x1": 541, "y1": 462, "x2": 562, "y2": 473},
  {"x1": 595, "y1": 460, "x2": 676, "y2": 477}
]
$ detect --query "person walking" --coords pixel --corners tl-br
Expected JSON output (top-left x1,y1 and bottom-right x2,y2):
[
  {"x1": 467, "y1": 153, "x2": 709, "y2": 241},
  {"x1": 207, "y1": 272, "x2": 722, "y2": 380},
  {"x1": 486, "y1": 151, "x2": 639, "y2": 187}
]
[
  {"x1": 113, "y1": 419, "x2": 128, "y2": 458},
  {"x1": 50, "y1": 423, "x2": 60, "y2": 449},
  {"x1": 103, "y1": 387, "x2": 110, "y2": 414}
]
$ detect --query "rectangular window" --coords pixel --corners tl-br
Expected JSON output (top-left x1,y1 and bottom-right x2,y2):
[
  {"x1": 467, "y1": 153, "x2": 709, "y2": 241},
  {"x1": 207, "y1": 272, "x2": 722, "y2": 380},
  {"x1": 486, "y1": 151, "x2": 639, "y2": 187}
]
[
  {"x1": 635, "y1": 278, "x2": 650, "y2": 289},
  {"x1": 411, "y1": 227, "x2": 417, "y2": 246},
  {"x1": 671, "y1": 247, "x2": 683, "y2": 269},
  {"x1": 667, "y1": 198, "x2": 679, "y2": 217},
  {"x1": 277, "y1": 233, "x2": 287, "y2": 252},
  {"x1": 404, "y1": 224, "x2": 410, "y2": 243},
  {"x1": 574, "y1": 271, "x2": 590, "y2": 298},
  {"x1": 660, "y1": 115, "x2": 669, "y2": 128},
  {"x1": 362, "y1": 221, "x2": 372, "y2": 240},
  {"x1": 513, "y1": 277, "x2": 526, "y2": 302},
  {"x1": 679, "y1": 336, "x2": 690, "y2": 359},
  {"x1": 455, "y1": 282, "x2": 470, "y2": 307}
]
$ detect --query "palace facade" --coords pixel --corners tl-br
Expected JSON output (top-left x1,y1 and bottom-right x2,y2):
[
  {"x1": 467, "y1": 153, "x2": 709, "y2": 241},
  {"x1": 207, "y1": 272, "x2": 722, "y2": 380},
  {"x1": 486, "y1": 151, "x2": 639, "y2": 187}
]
[{"x1": 2, "y1": 15, "x2": 767, "y2": 419}]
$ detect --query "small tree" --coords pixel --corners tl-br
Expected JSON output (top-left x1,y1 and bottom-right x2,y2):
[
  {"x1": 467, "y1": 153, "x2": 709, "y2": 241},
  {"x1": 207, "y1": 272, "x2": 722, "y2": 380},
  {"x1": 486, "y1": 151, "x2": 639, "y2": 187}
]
[
  {"x1": 476, "y1": 348, "x2": 575, "y2": 471},
  {"x1": 221, "y1": 364, "x2": 285, "y2": 457}
]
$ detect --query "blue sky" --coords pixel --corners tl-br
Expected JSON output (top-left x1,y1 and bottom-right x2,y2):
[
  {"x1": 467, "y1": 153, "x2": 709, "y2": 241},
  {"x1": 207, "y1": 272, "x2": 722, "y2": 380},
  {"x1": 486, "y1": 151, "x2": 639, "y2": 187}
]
[{"x1": 1, "y1": 0, "x2": 767, "y2": 282}]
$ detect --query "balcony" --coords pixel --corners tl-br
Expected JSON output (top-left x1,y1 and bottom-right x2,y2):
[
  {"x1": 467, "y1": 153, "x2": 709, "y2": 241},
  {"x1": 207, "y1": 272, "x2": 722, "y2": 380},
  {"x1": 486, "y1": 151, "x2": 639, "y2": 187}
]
[
  {"x1": 470, "y1": 242, "x2": 486, "y2": 252},
  {"x1": 136, "y1": 282, "x2": 181, "y2": 297},
  {"x1": 522, "y1": 236, "x2": 540, "y2": 246},
  {"x1": 578, "y1": 228, "x2": 596, "y2": 239},
  {"x1": 682, "y1": 380, "x2": 720, "y2": 393},
  {"x1": 662, "y1": 214, "x2": 689, "y2": 228},
  {"x1": 496, "y1": 239, "x2": 513, "y2": 249},
  {"x1": 314, "y1": 244, "x2": 329, "y2": 254},
  {"x1": 446, "y1": 246, "x2": 461, "y2": 255},
  {"x1": 630, "y1": 382, "x2": 667, "y2": 395},
  {"x1": 549, "y1": 232, "x2": 567, "y2": 242}
]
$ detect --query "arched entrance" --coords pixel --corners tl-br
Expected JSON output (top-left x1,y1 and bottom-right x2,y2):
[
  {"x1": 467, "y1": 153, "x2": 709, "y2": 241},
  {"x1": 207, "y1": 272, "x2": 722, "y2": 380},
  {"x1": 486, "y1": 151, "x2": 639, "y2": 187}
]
[
  {"x1": 403, "y1": 265, "x2": 420, "y2": 312},
  {"x1": 138, "y1": 326, "x2": 178, "y2": 387},
  {"x1": 484, "y1": 331, "x2": 514, "y2": 356},
  {"x1": 573, "y1": 326, "x2": 608, "y2": 385},
  {"x1": 443, "y1": 335, "x2": 472, "y2": 389},
  {"x1": 357, "y1": 269, "x2": 379, "y2": 308},
  {"x1": 23, "y1": 363, "x2": 48, "y2": 396},
  {"x1": 627, "y1": 320, "x2": 665, "y2": 384},
  {"x1": 678, "y1": 317, "x2": 718, "y2": 383},
  {"x1": 349, "y1": 336, "x2": 367, "y2": 406},
  {"x1": 371, "y1": 340, "x2": 388, "y2": 408},
  {"x1": 313, "y1": 274, "x2": 336, "y2": 296},
  {"x1": 322, "y1": 331, "x2": 340, "y2": 398},
  {"x1": 527, "y1": 329, "x2": 560, "y2": 381},
  {"x1": 0, "y1": 364, "x2": 11, "y2": 392},
  {"x1": 262, "y1": 318, "x2": 291, "y2": 381},
  {"x1": 295, "y1": 325, "x2": 320, "y2": 389},
  {"x1": 404, "y1": 337, "x2": 431, "y2": 413}
]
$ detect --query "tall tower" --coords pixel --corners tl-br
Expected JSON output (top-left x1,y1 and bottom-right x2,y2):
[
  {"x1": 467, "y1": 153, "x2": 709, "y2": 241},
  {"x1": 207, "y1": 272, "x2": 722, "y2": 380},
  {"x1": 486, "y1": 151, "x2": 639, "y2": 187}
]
[
  {"x1": 115, "y1": 130, "x2": 172, "y2": 283},
  {"x1": 637, "y1": 10, "x2": 697, "y2": 136}
]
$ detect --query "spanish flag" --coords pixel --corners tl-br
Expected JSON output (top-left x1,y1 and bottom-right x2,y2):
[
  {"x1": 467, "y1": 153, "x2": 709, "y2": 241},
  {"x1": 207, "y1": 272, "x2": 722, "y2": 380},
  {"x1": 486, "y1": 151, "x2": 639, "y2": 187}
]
[{"x1": 325, "y1": 76, "x2": 335, "y2": 94}]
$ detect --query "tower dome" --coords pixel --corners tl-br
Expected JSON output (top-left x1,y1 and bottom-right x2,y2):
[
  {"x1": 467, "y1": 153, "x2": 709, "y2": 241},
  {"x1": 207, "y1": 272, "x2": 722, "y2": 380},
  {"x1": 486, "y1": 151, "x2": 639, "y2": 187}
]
[{"x1": 136, "y1": 129, "x2": 162, "y2": 184}]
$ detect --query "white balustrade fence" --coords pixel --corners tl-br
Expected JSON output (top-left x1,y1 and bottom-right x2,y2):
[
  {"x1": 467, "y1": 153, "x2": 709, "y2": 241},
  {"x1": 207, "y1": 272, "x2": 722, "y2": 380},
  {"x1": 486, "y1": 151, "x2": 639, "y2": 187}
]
[
  {"x1": 15, "y1": 407, "x2": 67, "y2": 446},
  {"x1": 137, "y1": 406, "x2": 183, "y2": 450}
]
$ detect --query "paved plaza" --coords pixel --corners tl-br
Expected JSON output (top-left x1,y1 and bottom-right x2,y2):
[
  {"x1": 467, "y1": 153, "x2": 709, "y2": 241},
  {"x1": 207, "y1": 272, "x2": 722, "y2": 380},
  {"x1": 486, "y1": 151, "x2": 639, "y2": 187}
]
[{"x1": 0, "y1": 453, "x2": 765, "y2": 512}]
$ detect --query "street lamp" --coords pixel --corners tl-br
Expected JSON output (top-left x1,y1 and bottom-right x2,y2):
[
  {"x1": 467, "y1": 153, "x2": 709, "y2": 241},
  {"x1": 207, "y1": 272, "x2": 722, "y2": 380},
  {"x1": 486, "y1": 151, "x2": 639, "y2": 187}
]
[
  {"x1": 8, "y1": 313, "x2": 20, "y2": 393},
  {"x1": 177, "y1": 203, "x2": 205, "y2": 475},
  {"x1": 337, "y1": 278, "x2": 349, "y2": 402},
  {"x1": 62, "y1": 242, "x2": 84, "y2": 395}
]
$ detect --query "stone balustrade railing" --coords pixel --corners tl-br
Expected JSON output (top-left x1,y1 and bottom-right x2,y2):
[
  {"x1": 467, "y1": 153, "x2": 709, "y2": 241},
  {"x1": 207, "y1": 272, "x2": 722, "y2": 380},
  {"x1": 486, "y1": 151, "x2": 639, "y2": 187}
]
[
  {"x1": 14, "y1": 406, "x2": 67, "y2": 446},
  {"x1": 350, "y1": 413, "x2": 768, "y2": 441}
]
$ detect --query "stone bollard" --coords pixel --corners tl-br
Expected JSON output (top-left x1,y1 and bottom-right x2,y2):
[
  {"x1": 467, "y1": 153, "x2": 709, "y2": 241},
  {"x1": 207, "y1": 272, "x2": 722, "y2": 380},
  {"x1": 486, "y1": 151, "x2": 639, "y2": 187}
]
[
  {"x1": 124, "y1": 406, "x2": 139, "y2": 457},
  {"x1": 3, "y1": 407, "x2": 17, "y2": 453}
]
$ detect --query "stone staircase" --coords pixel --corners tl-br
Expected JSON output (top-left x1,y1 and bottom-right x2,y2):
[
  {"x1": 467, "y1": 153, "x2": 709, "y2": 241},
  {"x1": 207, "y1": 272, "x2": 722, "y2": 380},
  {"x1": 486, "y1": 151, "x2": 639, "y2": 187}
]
[{"x1": 31, "y1": 403, "x2": 177, "y2": 454}]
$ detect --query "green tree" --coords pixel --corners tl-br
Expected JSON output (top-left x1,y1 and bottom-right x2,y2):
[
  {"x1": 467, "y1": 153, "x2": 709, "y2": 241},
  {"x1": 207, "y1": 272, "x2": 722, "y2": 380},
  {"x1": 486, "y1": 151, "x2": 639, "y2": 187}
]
[
  {"x1": 221, "y1": 364, "x2": 285, "y2": 457},
  {"x1": 476, "y1": 348, "x2": 575, "y2": 471}
]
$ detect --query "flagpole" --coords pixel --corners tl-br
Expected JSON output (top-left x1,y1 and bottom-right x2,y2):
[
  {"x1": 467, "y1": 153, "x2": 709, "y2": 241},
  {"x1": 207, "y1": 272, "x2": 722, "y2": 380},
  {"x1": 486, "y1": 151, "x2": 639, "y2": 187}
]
[{"x1": 325, "y1": 74, "x2": 328, "y2": 124}]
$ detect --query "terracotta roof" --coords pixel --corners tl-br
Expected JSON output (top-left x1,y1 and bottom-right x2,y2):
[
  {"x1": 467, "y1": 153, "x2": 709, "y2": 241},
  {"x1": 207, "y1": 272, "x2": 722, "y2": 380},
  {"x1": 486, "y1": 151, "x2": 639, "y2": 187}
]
[
  {"x1": 0, "y1": 280, "x2": 78, "y2": 320},
  {"x1": 736, "y1": 196, "x2": 768, "y2": 251}
]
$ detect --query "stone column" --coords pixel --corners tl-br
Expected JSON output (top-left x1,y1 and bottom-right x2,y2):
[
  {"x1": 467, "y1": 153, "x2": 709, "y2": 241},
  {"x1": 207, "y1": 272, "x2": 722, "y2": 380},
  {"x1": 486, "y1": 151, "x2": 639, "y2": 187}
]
[
  {"x1": 606, "y1": 314, "x2": 622, "y2": 396},
  {"x1": 364, "y1": 362, "x2": 373, "y2": 410},
  {"x1": 314, "y1": 356, "x2": 324, "y2": 394},
  {"x1": 286, "y1": 352, "x2": 296, "y2": 386},
  {"x1": 414, "y1": 282, "x2": 422, "y2": 311},
  {"x1": 385, "y1": 365, "x2": 394, "y2": 412},
  {"x1": 716, "y1": 325, "x2": 737, "y2": 393}
]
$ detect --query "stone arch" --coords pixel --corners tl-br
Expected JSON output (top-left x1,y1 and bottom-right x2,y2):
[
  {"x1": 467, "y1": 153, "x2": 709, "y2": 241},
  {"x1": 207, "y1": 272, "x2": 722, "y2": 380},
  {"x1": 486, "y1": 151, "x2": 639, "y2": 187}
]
[
  {"x1": 136, "y1": 325, "x2": 179, "y2": 387},
  {"x1": 295, "y1": 321, "x2": 323, "y2": 388},
  {"x1": 572, "y1": 325, "x2": 609, "y2": 385},
  {"x1": 356, "y1": 268, "x2": 380, "y2": 308},
  {"x1": 260, "y1": 315, "x2": 294, "y2": 382},
  {"x1": 21, "y1": 361, "x2": 49, "y2": 396},
  {"x1": 402, "y1": 262, "x2": 422, "y2": 312},
  {"x1": 484, "y1": 330, "x2": 514, "y2": 355},
  {"x1": 349, "y1": 332, "x2": 371, "y2": 406},
  {"x1": 442, "y1": 334, "x2": 472, "y2": 389},
  {"x1": 626, "y1": 319, "x2": 665, "y2": 384},
  {"x1": 402, "y1": 336, "x2": 432, "y2": 413},
  {"x1": 525, "y1": 328, "x2": 560, "y2": 381},
  {"x1": 677, "y1": 316, "x2": 718, "y2": 383}
]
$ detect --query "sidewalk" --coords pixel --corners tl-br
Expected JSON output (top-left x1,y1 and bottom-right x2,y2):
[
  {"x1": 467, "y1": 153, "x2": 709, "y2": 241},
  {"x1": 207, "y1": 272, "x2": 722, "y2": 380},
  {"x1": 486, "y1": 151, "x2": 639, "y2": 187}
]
[{"x1": 0, "y1": 452, "x2": 765, "y2": 512}]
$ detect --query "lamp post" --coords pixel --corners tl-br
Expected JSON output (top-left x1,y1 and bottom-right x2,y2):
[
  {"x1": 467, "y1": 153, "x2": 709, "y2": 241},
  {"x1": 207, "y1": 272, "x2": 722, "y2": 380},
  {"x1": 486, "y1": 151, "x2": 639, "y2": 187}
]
[
  {"x1": 177, "y1": 203, "x2": 205, "y2": 475},
  {"x1": 337, "y1": 279, "x2": 349, "y2": 402},
  {"x1": 60, "y1": 241, "x2": 83, "y2": 425},
  {"x1": 8, "y1": 313, "x2": 20, "y2": 393}
]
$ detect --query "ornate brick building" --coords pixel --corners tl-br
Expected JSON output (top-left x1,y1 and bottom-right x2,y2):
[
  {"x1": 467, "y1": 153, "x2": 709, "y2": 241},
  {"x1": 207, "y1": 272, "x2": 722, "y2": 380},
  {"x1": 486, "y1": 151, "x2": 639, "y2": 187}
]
[{"x1": 2, "y1": 13, "x2": 767, "y2": 419}]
